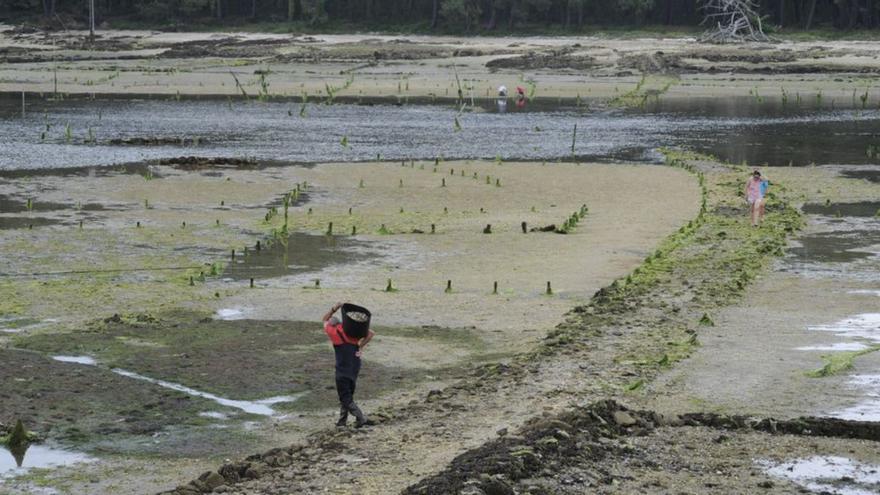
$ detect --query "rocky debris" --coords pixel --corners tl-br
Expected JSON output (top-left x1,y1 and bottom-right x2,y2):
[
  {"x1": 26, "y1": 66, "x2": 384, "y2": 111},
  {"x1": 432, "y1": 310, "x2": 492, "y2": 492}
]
[
  {"x1": 403, "y1": 398, "x2": 880, "y2": 494},
  {"x1": 402, "y1": 400, "x2": 653, "y2": 494},
  {"x1": 159, "y1": 37, "x2": 292, "y2": 59},
  {"x1": 617, "y1": 51, "x2": 682, "y2": 74},
  {"x1": 680, "y1": 412, "x2": 880, "y2": 442},
  {"x1": 103, "y1": 312, "x2": 159, "y2": 325},
  {"x1": 486, "y1": 50, "x2": 595, "y2": 71},
  {"x1": 156, "y1": 156, "x2": 258, "y2": 170},
  {"x1": 683, "y1": 49, "x2": 799, "y2": 64}
]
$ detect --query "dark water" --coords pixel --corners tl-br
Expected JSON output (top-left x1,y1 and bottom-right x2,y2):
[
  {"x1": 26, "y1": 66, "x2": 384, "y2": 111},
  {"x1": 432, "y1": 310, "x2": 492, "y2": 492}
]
[
  {"x1": 802, "y1": 201, "x2": 880, "y2": 217},
  {"x1": 222, "y1": 233, "x2": 379, "y2": 281},
  {"x1": 1, "y1": 97, "x2": 879, "y2": 171}
]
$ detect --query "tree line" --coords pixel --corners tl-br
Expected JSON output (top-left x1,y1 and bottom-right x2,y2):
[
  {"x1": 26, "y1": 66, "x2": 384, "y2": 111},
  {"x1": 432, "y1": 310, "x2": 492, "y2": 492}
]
[{"x1": 1, "y1": 0, "x2": 877, "y2": 31}]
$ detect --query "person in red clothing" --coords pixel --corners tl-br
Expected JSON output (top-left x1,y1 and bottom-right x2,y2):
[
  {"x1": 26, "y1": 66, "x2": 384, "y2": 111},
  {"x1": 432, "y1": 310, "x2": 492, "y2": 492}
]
[{"x1": 322, "y1": 302, "x2": 375, "y2": 427}]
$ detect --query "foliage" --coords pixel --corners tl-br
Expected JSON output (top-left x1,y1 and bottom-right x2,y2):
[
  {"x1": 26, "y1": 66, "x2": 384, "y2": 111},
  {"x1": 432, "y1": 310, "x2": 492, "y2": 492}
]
[
  {"x1": 2, "y1": 0, "x2": 878, "y2": 32},
  {"x1": 440, "y1": 0, "x2": 481, "y2": 31}
]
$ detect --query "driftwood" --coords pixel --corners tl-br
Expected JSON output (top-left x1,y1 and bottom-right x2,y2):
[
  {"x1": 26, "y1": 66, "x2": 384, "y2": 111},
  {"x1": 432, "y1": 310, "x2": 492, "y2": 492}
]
[{"x1": 699, "y1": 0, "x2": 770, "y2": 43}]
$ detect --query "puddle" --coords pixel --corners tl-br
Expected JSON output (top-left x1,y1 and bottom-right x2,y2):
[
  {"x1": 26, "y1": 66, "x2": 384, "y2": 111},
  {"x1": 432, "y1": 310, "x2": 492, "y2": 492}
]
[
  {"x1": 1, "y1": 444, "x2": 93, "y2": 480},
  {"x1": 807, "y1": 314, "x2": 880, "y2": 343},
  {"x1": 849, "y1": 290, "x2": 880, "y2": 297},
  {"x1": 0, "y1": 195, "x2": 107, "y2": 213},
  {"x1": 222, "y1": 232, "x2": 381, "y2": 281},
  {"x1": 795, "y1": 343, "x2": 872, "y2": 352},
  {"x1": 802, "y1": 202, "x2": 880, "y2": 218},
  {"x1": 787, "y1": 230, "x2": 880, "y2": 264},
  {"x1": 840, "y1": 170, "x2": 880, "y2": 183},
  {"x1": 832, "y1": 374, "x2": 880, "y2": 422},
  {"x1": 199, "y1": 412, "x2": 229, "y2": 420},
  {"x1": 111, "y1": 369, "x2": 301, "y2": 416},
  {"x1": 215, "y1": 308, "x2": 248, "y2": 320},
  {"x1": 50, "y1": 355, "x2": 301, "y2": 416},
  {"x1": 759, "y1": 455, "x2": 880, "y2": 495},
  {"x1": 0, "y1": 216, "x2": 65, "y2": 230},
  {"x1": 51, "y1": 355, "x2": 98, "y2": 365},
  {"x1": 0, "y1": 317, "x2": 45, "y2": 333}
]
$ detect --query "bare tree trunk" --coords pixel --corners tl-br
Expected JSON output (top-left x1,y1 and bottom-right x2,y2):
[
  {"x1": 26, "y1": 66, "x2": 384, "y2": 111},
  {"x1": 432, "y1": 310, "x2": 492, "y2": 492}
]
[
  {"x1": 778, "y1": 0, "x2": 784, "y2": 25},
  {"x1": 42, "y1": 0, "x2": 56, "y2": 17},
  {"x1": 365, "y1": 0, "x2": 373, "y2": 20},
  {"x1": 89, "y1": 0, "x2": 95, "y2": 41},
  {"x1": 805, "y1": 0, "x2": 817, "y2": 28},
  {"x1": 488, "y1": 2, "x2": 498, "y2": 29},
  {"x1": 578, "y1": 1, "x2": 584, "y2": 26},
  {"x1": 569, "y1": 0, "x2": 575, "y2": 28},
  {"x1": 666, "y1": 0, "x2": 673, "y2": 24},
  {"x1": 215, "y1": 0, "x2": 223, "y2": 19},
  {"x1": 431, "y1": 0, "x2": 439, "y2": 28},
  {"x1": 508, "y1": 2, "x2": 515, "y2": 29}
]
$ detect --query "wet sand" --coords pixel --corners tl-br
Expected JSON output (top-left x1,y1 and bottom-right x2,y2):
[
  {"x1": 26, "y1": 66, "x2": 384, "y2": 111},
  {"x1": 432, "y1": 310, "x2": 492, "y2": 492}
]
[
  {"x1": 2, "y1": 26, "x2": 879, "y2": 495},
  {"x1": 646, "y1": 165, "x2": 880, "y2": 421},
  {"x1": 0, "y1": 159, "x2": 698, "y2": 494},
  {"x1": 3, "y1": 28, "x2": 880, "y2": 107}
]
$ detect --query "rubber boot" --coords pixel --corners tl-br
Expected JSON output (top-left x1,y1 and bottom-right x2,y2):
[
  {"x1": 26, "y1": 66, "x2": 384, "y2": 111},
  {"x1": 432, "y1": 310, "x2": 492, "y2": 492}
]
[
  {"x1": 348, "y1": 402, "x2": 372, "y2": 428},
  {"x1": 335, "y1": 406, "x2": 348, "y2": 427}
]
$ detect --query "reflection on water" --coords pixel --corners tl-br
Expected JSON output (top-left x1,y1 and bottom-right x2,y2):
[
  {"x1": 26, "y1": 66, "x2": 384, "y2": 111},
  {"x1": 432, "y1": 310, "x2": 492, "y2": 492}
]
[
  {"x1": 0, "y1": 444, "x2": 93, "y2": 479},
  {"x1": 759, "y1": 455, "x2": 880, "y2": 495},
  {"x1": 802, "y1": 202, "x2": 880, "y2": 218},
  {"x1": 783, "y1": 213, "x2": 880, "y2": 281},
  {"x1": 833, "y1": 374, "x2": 880, "y2": 422},
  {"x1": 1, "y1": 98, "x2": 879, "y2": 171},
  {"x1": 51, "y1": 355, "x2": 301, "y2": 416},
  {"x1": 222, "y1": 232, "x2": 381, "y2": 281}
]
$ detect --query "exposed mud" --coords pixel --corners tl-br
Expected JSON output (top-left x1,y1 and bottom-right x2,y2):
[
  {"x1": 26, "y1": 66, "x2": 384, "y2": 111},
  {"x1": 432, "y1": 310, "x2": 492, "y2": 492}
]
[
  {"x1": 156, "y1": 156, "x2": 258, "y2": 170},
  {"x1": 403, "y1": 400, "x2": 880, "y2": 495},
  {"x1": 486, "y1": 49, "x2": 595, "y2": 70}
]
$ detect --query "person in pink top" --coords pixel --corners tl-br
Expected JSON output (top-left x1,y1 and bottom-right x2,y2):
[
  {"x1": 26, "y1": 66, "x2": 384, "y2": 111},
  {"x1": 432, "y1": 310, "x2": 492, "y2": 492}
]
[{"x1": 744, "y1": 170, "x2": 768, "y2": 227}]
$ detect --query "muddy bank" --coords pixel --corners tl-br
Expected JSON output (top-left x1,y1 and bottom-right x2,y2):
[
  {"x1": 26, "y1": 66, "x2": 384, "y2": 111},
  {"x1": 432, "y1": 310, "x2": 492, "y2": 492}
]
[
  {"x1": 2, "y1": 31, "x2": 880, "y2": 109},
  {"x1": 156, "y1": 155, "x2": 818, "y2": 495},
  {"x1": 0, "y1": 157, "x2": 700, "y2": 494},
  {"x1": 403, "y1": 400, "x2": 880, "y2": 494},
  {"x1": 646, "y1": 164, "x2": 880, "y2": 424}
]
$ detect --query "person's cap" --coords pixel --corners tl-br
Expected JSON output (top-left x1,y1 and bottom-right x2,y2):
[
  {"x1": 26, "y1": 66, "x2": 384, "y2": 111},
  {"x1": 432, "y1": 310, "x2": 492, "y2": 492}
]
[
  {"x1": 498, "y1": 85, "x2": 507, "y2": 94},
  {"x1": 753, "y1": 170, "x2": 761, "y2": 176}
]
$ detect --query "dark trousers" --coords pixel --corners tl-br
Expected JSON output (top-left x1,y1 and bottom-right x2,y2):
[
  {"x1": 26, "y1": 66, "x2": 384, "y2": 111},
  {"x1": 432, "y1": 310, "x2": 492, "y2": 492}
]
[{"x1": 335, "y1": 376, "x2": 357, "y2": 408}]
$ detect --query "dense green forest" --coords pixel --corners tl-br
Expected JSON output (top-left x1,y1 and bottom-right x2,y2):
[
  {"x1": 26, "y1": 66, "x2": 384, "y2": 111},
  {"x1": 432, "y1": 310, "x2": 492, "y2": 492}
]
[{"x1": 0, "y1": 0, "x2": 876, "y2": 32}]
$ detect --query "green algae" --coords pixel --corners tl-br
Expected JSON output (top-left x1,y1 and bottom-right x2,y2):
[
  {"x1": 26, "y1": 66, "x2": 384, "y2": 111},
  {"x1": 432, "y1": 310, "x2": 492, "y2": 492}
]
[{"x1": 806, "y1": 346, "x2": 880, "y2": 378}]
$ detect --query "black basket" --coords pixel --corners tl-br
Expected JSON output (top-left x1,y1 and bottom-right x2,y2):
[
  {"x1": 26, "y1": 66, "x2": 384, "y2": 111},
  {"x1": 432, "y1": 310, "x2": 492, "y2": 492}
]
[{"x1": 341, "y1": 303, "x2": 371, "y2": 339}]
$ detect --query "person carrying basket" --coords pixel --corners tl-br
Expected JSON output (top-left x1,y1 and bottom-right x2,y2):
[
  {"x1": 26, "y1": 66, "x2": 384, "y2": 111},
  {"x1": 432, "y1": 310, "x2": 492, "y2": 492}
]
[{"x1": 322, "y1": 302, "x2": 375, "y2": 428}]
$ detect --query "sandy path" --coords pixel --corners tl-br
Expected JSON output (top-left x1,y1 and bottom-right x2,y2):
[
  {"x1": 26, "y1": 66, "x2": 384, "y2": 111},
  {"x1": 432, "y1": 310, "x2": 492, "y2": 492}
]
[{"x1": 646, "y1": 165, "x2": 880, "y2": 419}]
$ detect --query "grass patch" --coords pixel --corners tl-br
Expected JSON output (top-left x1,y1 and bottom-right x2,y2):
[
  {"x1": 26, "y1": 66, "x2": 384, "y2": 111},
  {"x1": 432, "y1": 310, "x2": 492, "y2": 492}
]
[{"x1": 806, "y1": 346, "x2": 880, "y2": 378}]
